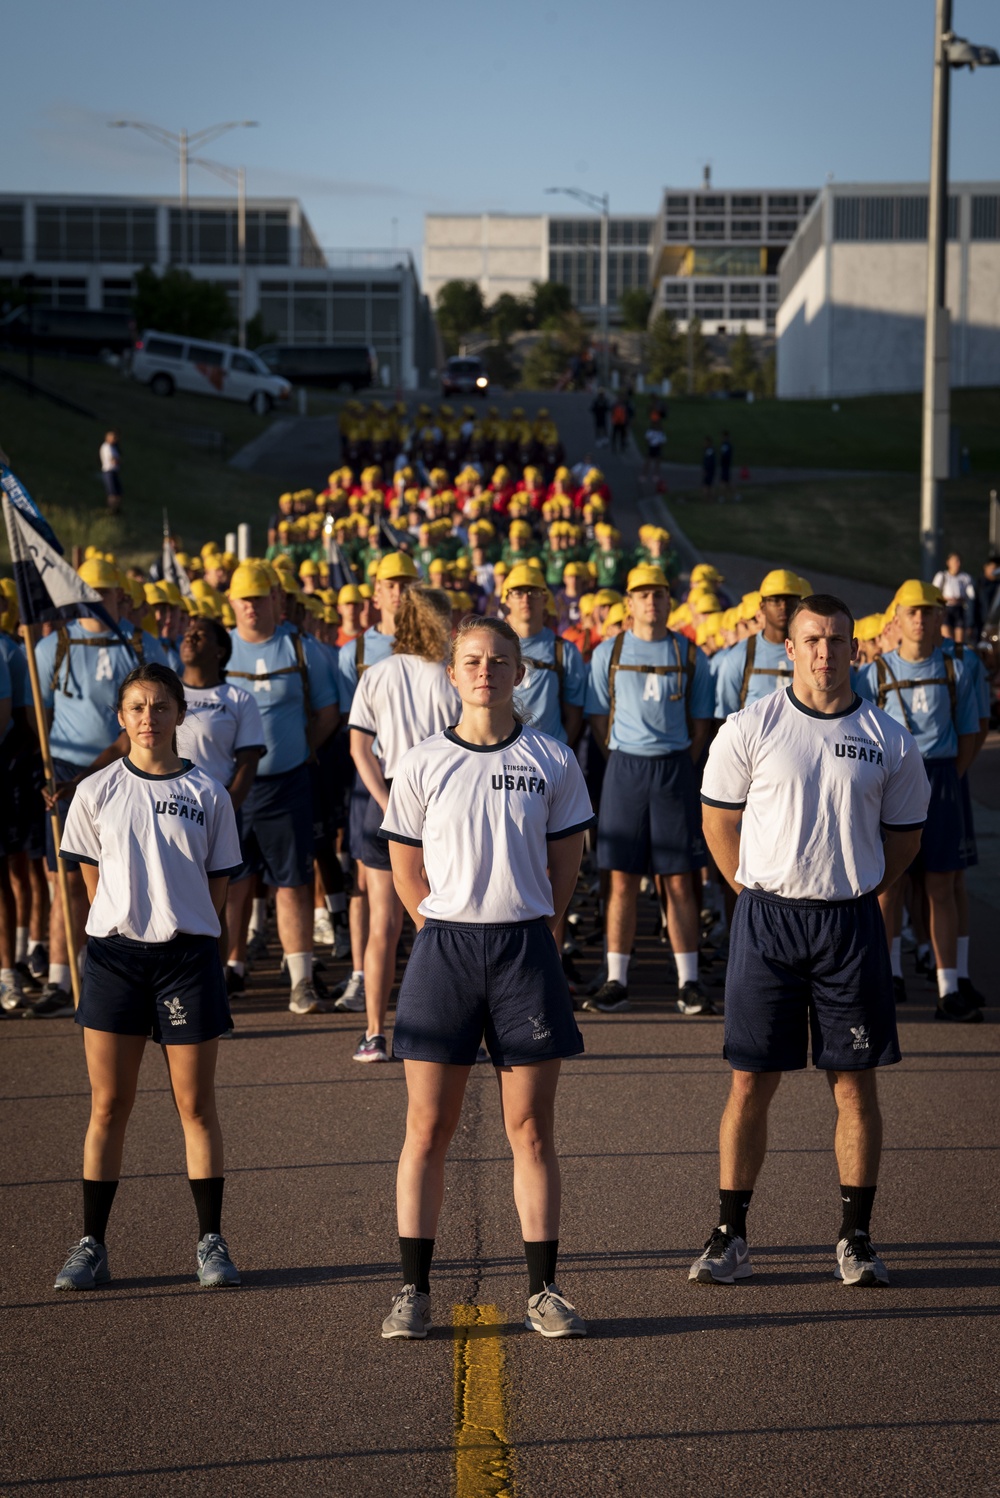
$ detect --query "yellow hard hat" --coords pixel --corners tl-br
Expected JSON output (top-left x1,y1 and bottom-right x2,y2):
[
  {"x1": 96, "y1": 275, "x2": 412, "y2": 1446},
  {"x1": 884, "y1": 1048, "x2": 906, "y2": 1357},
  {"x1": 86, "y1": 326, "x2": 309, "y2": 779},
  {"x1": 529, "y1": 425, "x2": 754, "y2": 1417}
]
[
  {"x1": 501, "y1": 562, "x2": 548, "y2": 599},
  {"x1": 338, "y1": 584, "x2": 364, "y2": 605},
  {"x1": 376, "y1": 552, "x2": 419, "y2": 583},
  {"x1": 358, "y1": 583, "x2": 374, "y2": 600},
  {"x1": 739, "y1": 591, "x2": 762, "y2": 621},
  {"x1": 229, "y1": 562, "x2": 274, "y2": 600},
  {"x1": 759, "y1": 568, "x2": 807, "y2": 599},
  {"x1": 299, "y1": 559, "x2": 319, "y2": 577},
  {"x1": 626, "y1": 564, "x2": 669, "y2": 592},
  {"x1": 77, "y1": 558, "x2": 119, "y2": 591},
  {"x1": 143, "y1": 582, "x2": 168, "y2": 606},
  {"x1": 563, "y1": 561, "x2": 590, "y2": 580},
  {"x1": 595, "y1": 588, "x2": 624, "y2": 607},
  {"x1": 854, "y1": 614, "x2": 882, "y2": 642},
  {"x1": 602, "y1": 603, "x2": 627, "y2": 634},
  {"x1": 893, "y1": 578, "x2": 944, "y2": 609},
  {"x1": 691, "y1": 562, "x2": 724, "y2": 584}
]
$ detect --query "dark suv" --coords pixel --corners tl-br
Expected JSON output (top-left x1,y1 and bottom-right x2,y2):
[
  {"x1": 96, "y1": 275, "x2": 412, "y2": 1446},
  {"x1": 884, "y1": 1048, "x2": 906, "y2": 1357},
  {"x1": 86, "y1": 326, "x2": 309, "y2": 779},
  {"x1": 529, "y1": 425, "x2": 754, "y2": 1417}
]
[{"x1": 442, "y1": 356, "x2": 488, "y2": 397}]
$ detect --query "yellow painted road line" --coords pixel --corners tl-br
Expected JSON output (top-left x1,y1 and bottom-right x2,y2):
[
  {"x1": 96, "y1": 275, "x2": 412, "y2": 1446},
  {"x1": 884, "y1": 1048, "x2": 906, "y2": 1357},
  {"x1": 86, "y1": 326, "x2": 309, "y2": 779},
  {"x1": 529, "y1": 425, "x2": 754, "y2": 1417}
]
[{"x1": 453, "y1": 1303, "x2": 515, "y2": 1498}]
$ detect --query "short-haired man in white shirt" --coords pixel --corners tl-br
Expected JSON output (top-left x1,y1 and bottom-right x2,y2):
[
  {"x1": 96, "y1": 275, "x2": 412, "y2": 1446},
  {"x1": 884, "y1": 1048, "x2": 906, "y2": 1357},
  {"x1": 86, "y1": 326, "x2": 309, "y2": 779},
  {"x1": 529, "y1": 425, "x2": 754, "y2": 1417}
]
[{"x1": 694, "y1": 594, "x2": 930, "y2": 1289}]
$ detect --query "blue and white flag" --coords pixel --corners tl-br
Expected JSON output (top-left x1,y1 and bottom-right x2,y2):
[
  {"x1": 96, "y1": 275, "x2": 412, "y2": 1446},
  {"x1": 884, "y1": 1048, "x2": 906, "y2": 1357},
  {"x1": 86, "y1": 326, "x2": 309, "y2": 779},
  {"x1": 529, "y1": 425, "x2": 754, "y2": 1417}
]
[
  {"x1": 323, "y1": 522, "x2": 357, "y2": 591},
  {"x1": 2, "y1": 492, "x2": 105, "y2": 627},
  {"x1": 162, "y1": 510, "x2": 193, "y2": 598},
  {"x1": 0, "y1": 464, "x2": 62, "y2": 554}
]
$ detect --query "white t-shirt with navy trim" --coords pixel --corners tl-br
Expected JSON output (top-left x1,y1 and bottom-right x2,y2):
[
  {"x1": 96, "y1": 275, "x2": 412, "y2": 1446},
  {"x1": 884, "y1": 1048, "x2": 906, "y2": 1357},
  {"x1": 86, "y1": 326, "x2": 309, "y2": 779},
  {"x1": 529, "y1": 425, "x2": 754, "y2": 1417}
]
[
  {"x1": 380, "y1": 723, "x2": 595, "y2": 923},
  {"x1": 701, "y1": 688, "x2": 930, "y2": 901},
  {"x1": 348, "y1": 654, "x2": 460, "y2": 779},
  {"x1": 175, "y1": 681, "x2": 266, "y2": 788},
  {"x1": 61, "y1": 758, "x2": 243, "y2": 942}
]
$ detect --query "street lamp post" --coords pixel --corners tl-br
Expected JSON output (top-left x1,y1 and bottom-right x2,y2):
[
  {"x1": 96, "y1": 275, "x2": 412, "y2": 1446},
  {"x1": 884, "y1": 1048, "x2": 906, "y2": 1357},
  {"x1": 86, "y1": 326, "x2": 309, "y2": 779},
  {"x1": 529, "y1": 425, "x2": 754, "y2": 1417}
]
[
  {"x1": 920, "y1": 4, "x2": 999, "y2": 579},
  {"x1": 191, "y1": 157, "x2": 248, "y2": 348},
  {"x1": 545, "y1": 186, "x2": 610, "y2": 385},
  {"x1": 109, "y1": 118, "x2": 257, "y2": 268}
]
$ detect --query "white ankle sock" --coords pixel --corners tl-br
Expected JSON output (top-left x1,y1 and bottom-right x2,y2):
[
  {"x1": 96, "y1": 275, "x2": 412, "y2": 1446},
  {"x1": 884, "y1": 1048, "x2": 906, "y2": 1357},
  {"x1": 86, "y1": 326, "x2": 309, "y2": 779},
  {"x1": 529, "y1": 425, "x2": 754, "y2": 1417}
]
[
  {"x1": 286, "y1": 952, "x2": 313, "y2": 986},
  {"x1": 937, "y1": 967, "x2": 958, "y2": 999},
  {"x1": 49, "y1": 963, "x2": 71, "y2": 991},
  {"x1": 249, "y1": 898, "x2": 268, "y2": 935},
  {"x1": 675, "y1": 952, "x2": 699, "y2": 987},
  {"x1": 352, "y1": 969, "x2": 364, "y2": 982},
  {"x1": 607, "y1": 952, "x2": 630, "y2": 985},
  {"x1": 890, "y1": 938, "x2": 903, "y2": 978},
  {"x1": 956, "y1": 937, "x2": 970, "y2": 980},
  {"x1": 15, "y1": 928, "x2": 28, "y2": 963},
  {"x1": 228, "y1": 961, "x2": 245, "y2": 977}
]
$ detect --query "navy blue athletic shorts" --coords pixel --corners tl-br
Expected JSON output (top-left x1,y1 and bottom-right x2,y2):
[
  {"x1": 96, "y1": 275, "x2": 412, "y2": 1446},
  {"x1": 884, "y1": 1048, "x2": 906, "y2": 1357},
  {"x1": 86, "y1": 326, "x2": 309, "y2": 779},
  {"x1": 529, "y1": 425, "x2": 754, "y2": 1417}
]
[
  {"x1": 392, "y1": 919, "x2": 584, "y2": 1068},
  {"x1": 233, "y1": 763, "x2": 313, "y2": 888},
  {"x1": 724, "y1": 889, "x2": 900, "y2": 1072},
  {"x1": 348, "y1": 773, "x2": 373, "y2": 865},
  {"x1": 361, "y1": 783, "x2": 392, "y2": 871},
  {"x1": 959, "y1": 772, "x2": 978, "y2": 869},
  {"x1": 45, "y1": 756, "x2": 87, "y2": 873},
  {"x1": 911, "y1": 758, "x2": 964, "y2": 874},
  {"x1": 77, "y1": 933, "x2": 231, "y2": 1045},
  {"x1": 597, "y1": 749, "x2": 706, "y2": 876}
]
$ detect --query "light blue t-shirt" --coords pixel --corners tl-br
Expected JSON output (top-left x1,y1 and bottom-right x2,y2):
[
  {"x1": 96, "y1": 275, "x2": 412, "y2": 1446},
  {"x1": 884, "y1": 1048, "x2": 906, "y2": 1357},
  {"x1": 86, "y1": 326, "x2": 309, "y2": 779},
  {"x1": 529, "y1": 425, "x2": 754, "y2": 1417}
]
[
  {"x1": 857, "y1": 648, "x2": 979, "y2": 759},
  {"x1": 586, "y1": 629, "x2": 715, "y2": 755},
  {"x1": 338, "y1": 626, "x2": 395, "y2": 713},
  {"x1": 943, "y1": 641, "x2": 990, "y2": 721},
  {"x1": 227, "y1": 624, "x2": 339, "y2": 776},
  {"x1": 714, "y1": 634, "x2": 794, "y2": 718},
  {"x1": 35, "y1": 622, "x2": 142, "y2": 766},
  {"x1": 517, "y1": 627, "x2": 587, "y2": 744},
  {"x1": 0, "y1": 634, "x2": 30, "y2": 743}
]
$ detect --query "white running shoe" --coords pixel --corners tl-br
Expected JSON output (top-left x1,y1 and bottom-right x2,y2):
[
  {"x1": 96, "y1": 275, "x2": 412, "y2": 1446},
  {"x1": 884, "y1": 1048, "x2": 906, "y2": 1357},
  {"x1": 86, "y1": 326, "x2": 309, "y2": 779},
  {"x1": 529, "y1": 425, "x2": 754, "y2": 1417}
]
[
  {"x1": 0, "y1": 972, "x2": 25, "y2": 1012},
  {"x1": 835, "y1": 1231, "x2": 890, "y2": 1287},
  {"x1": 334, "y1": 973, "x2": 366, "y2": 1012}
]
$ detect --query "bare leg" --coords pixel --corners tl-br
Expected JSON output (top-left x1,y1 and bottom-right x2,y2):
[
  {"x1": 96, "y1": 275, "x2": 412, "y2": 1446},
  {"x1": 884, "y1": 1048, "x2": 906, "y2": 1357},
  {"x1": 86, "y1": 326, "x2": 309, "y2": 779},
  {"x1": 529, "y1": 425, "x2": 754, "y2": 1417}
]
[
  {"x1": 82, "y1": 1030, "x2": 147, "y2": 1179},
  {"x1": 719, "y1": 1070, "x2": 782, "y2": 1191},
  {"x1": 275, "y1": 882, "x2": 312, "y2": 958},
  {"x1": 497, "y1": 1060, "x2": 563, "y2": 1240},
  {"x1": 606, "y1": 870, "x2": 640, "y2": 956},
  {"x1": 363, "y1": 867, "x2": 404, "y2": 1037},
  {"x1": 164, "y1": 1040, "x2": 224, "y2": 1178},
  {"x1": 827, "y1": 1070, "x2": 882, "y2": 1185},
  {"x1": 663, "y1": 870, "x2": 700, "y2": 955},
  {"x1": 396, "y1": 1061, "x2": 471, "y2": 1238},
  {"x1": 924, "y1": 870, "x2": 959, "y2": 970}
]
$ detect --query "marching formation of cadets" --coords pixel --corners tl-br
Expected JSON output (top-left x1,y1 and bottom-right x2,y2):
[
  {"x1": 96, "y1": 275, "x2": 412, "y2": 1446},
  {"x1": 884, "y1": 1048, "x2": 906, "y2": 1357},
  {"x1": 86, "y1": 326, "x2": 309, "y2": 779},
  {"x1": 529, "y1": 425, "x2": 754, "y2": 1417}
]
[{"x1": 0, "y1": 399, "x2": 991, "y2": 1038}]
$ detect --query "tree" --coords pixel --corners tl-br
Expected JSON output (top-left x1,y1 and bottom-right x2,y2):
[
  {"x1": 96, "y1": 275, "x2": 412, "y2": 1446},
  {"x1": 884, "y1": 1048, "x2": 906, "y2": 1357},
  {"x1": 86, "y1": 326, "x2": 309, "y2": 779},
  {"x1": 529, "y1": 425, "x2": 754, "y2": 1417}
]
[
  {"x1": 686, "y1": 317, "x2": 712, "y2": 395},
  {"x1": 243, "y1": 312, "x2": 271, "y2": 350},
  {"x1": 620, "y1": 287, "x2": 652, "y2": 331},
  {"x1": 480, "y1": 338, "x2": 521, "y2": 388},
  {"x1": 435, "y1": 279, "x2": 486, "y2": 353},
  {"x1": 728, "y1": 327, "x2": 759, "y2": 390},
  {"x1": 132, "y1": 266, "x2": 236, "y2": 341},
  {"x1": 530, "y1": 281, "x2": 572, "y2": 325},
  {"x1": 646, "y1": 310, "x2": 685, "y2": 384},
  {"x1": 488, "y1": 292, "x2": 531, "y2": 342}
]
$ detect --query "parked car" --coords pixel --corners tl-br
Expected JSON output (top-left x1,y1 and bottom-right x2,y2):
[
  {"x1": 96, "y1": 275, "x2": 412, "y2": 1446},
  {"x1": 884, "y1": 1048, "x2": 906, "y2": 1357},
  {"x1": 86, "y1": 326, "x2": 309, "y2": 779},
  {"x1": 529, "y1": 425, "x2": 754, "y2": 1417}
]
[
  {"x1": 0, "y1": 305, "x2": 133, "y2": 358},
  {"x1": 441, "y1": 356, "x2": 489, "y2": 398},
  {"x1": 130, "y1": 331, "x2": 291, "y2": 413},
  {"x1": 255, "y1": 343, "x2": 378, "y2": 391}
]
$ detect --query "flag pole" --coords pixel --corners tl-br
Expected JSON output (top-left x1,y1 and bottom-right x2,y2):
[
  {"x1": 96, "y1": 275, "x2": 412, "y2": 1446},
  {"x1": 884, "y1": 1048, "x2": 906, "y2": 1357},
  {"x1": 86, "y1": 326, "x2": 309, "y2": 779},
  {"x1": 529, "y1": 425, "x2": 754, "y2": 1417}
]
[
  {"x1": 21, "y1": 620, "x2": 81, "y2": 1007},
  {"x1": 1, "y1": 480, "x2": 82, "y2": 1008}
]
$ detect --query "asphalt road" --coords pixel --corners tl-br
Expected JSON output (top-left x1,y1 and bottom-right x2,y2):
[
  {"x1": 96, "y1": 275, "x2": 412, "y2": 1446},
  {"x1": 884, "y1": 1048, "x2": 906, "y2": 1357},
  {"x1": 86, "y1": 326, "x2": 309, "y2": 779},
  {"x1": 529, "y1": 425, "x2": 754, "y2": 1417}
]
[{"x1": 2, "y1": 840, "x2": 997, "y2": 1497}]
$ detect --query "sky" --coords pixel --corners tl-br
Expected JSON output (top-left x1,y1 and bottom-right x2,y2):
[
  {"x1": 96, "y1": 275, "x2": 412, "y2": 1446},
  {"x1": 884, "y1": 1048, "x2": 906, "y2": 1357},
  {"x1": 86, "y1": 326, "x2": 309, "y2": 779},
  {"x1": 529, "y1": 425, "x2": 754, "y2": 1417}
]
[{"x1": 3, "y1": 0, "x2": 999, "y2": 279}]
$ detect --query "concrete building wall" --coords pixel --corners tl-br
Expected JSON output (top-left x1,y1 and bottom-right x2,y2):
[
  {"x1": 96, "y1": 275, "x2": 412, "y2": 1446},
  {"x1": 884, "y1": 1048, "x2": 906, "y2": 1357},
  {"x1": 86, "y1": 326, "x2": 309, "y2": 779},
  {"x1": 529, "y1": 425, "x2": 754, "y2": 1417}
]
[
  {"x1": 775, "y1": 244, "x2": 829, "y2": 397},
  {"x1": 423, "y1": 214, "x2": 545, "y2": 305}
]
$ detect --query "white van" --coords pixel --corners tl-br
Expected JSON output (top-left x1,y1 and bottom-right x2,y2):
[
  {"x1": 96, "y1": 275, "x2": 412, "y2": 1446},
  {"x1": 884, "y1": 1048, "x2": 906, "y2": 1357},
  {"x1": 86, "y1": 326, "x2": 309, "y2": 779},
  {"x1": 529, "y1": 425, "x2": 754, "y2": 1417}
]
[{"x1": 130, "y1": 330, "x2": 292, "y2": 414}]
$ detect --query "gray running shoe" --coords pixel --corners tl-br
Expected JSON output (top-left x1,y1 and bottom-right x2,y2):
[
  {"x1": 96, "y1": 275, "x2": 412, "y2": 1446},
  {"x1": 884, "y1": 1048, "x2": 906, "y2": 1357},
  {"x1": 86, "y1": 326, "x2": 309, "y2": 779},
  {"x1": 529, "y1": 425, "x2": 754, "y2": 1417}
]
[
  {"x1": 688, "y1": 1227, "x2": 752, "y2": 1284},
  {"x1": 525, "y1": 1283, "x2": 587, "y2": 1338},
  {"x1": 313, "y1": 909, "x2": 335, "y2": 946},
  {"x1": 54, "y1": 1235, "x2": 110, "y2": 1291},
  {"x1": 382, "y1": 1284, "x2": 431, "y2": 1339},
  {"x1": 334, "y1": 972, "x2": 366, "y2": 1012},
  {"x1": 246, "y1": 930, "x2": 269, "y2": 964},
  {"x1": 196, "y1": 1233, "x2": 241, "y2": 1287},
  {"x1": 289, "y1": 979, "x2": 325, "y2": 1015},
  {"x1": 835, "y1": 1231, "x2": 889, "y2": 1287},
  {"x1": 0, "y1": 973, "x2": 25, "y2": 1012}
]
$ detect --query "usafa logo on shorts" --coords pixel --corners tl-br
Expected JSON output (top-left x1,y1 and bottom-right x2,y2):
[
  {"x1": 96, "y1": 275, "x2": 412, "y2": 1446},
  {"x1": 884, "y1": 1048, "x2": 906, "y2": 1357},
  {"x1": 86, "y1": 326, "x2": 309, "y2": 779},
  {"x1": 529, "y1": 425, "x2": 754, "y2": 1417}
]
[
  {"x1": 165, "y1": 996, "x2": 188, "y2": 1027},
  {"x1": 529, "y1": 1012, "x2": 552, "y2": 1042},
  {"x1": 851, "y1": 1025, "x2": 870, "y2": 1050}
]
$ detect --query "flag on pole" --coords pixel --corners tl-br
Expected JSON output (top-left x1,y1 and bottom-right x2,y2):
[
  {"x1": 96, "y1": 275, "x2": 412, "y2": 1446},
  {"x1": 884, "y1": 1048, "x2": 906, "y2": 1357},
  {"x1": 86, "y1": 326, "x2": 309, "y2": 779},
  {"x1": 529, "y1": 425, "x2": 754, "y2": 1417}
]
[
  {"x1": 1, "y1": 463, "x2": 62, "y2": 553},
  {"x1": 323, "y1": 519, "x2": 357, "y2": 590},
  {"x1": 162, "y1": 510, "x2": 193, "y2": 598},
  {"x1": 379, "y1": 516, "x2": 412, "y2": 554}
]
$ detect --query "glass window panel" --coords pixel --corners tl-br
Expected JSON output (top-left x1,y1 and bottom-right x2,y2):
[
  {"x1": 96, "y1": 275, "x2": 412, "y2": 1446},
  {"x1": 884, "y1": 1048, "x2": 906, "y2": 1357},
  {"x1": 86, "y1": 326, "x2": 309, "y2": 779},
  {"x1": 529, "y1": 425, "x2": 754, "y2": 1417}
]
[
  {"x1": 292, "y1": 293, "x2": 328, "y2": 338},
  {"x1": 666, "y1": 196, "x2": 689, "y2": 211},
  {"x1": 35, "y1": 207, "x2": 63, "y2": 261},
  {"x1": 64, "y1": 207, "x2": 96, "y2": 261},
  {"x1": 186, "y1": 342, "x2": 224, "y2": 365},
  {"x1": 131, "y1": 209, "x2": 157, "y2": 261},
  {"x1": 194, "y1": 211, "x2": 230, "y2": 265},
  {"x1": 371, "y1": 299, "x2": 398, "y2": 334},
  {"x1": 0, "y1": 205, "x2": 24, "y2": 260},
  {"x1": 97, "y1": 210, "x2": 128, "y2": 261},
  {"x1": 102, "y1": 279, "x2": 133, "y2": 310},
  {"x1": 331, "y1": 296, "x2": 367, "y2": 335},
  {"x1": 972, "y1": 195, "x2": 1000, "y2": 240}
]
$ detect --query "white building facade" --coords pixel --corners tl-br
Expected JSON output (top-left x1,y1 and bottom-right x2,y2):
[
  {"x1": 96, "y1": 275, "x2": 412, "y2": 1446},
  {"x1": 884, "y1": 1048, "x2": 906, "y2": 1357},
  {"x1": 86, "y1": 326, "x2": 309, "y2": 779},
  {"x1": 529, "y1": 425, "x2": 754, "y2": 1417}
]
[{"x1": 776, "y1": 182, "x2": 1000, "y2": 398}]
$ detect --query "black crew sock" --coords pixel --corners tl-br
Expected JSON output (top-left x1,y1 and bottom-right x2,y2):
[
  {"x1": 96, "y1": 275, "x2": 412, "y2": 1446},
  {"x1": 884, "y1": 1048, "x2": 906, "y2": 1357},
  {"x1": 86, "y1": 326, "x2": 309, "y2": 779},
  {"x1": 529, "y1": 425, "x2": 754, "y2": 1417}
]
[
  {"x1": 399, "y1": 1236, "x2": 434, "y2": 1294},
  {"x1": 524, "y1": 1240, "x2": 559, "y2": 1297},
  {"x1": 82, "y1": 1179, "x2": 118, "y2": 1244},
  {"x1": 838, "y1": 1185, "x2": 877, "y2": 1241},
  {"x1": 189, "y1": 1177, "x2": 225, "y2": 1239},
  {"x1": 719, "y1": 1189, "x2": 753, "y2": 1242}
]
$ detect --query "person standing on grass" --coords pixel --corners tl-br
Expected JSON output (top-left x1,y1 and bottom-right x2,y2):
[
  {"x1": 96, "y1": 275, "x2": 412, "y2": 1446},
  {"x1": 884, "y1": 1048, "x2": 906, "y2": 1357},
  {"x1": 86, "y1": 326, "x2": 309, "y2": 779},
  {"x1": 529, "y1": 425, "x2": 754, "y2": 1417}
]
[
  {"x1": 701, "y1": 437, "x2": 716, "y2": 500},
  {"x1": 53, "y1": 663, "x2": 244, "y2": 1292},
  {"x1": 719, "y1": 430, "x2": 733, "y2": 500},
  {"x1": 99, "y1": 430, "x2": 122, "y2": 515},
  {"x1": 694, "y1": 595, "x2": 929, "y2": 1289},
  {"x1": 378, "y1": 617, "x2": 593, "y2": 1341}
]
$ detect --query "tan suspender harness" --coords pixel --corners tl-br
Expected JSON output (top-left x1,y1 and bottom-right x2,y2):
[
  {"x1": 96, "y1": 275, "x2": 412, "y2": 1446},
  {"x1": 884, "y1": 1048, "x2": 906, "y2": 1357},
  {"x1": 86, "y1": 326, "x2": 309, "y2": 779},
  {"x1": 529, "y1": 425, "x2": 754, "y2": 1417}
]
[
  {"x1": 355, "y1": 632, "x2": 367, "y2": 679},
  {"x1": 522, "y1": 637, "x2": 565, "y2": 689},
  {"x1": 874, "y1": 653, "x2": 956, "y2": 735},
  {"x1": 227, "y1": 630, "x2": 314, "y2": 746},
  {"x1": 50, "y1": 627, "x2": 143, "y2": 697},
  {"x1": 605, "y1": 629, "x2": 696, "y2": 748},
  {"x1": 738, "y1": 631, "x2": 793, "y2": 708}
]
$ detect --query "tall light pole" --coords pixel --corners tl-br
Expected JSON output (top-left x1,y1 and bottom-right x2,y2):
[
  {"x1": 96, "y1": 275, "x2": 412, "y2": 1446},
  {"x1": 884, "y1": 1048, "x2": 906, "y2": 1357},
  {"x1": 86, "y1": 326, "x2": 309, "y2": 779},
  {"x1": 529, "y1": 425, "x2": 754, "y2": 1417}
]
[
  {"x1": 545, "y1": 186, "x2": 610, "y2": 385},
  {"x1": 108, "y1": 118, "x2": 257, "y2": 267},
  {"x1": 191, "y1": 157, "x2": 248, "y2": 347},
  {"x1": 920, "y1": 6, "x2": 998, "y2": 579}
]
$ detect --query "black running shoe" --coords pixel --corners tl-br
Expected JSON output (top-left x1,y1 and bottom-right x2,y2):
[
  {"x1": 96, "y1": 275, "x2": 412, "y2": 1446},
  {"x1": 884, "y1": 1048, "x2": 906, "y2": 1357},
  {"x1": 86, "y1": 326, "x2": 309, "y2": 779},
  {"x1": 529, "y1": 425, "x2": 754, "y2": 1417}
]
[
  {"x1": 561, "y1": 952, "x2": 582, "y2": 989},
  {"x1": 25, "y1": 984, "x2": 74, "y2": 1018},
  {"x1": 958, "y1": 977, "x2": 987, "y2": 1009},
  {"x1": 582, "y1": 979, "x2": 630, "y2": 1013},
  {"x1": 892, "y1": 976, "x2": 907, "y2": 1005},
  {"x1": 27, "y1": 944, "x2": 48, "y2": 982},
  {"x1": 14, "y1": 961, "x2": 41, "y2": 994},
  {"x1": 935, "y1": 989, "x2": 983, "y2": 1023},
  {"x1": 677, "y1": 981, "x2": 715, "y2": 1016},
  {"x1": 225, "y1": 966, "x2": 246, "y2": 998},
  {"x1": 914, "y1": 950, "x2": 935, "y2": 981}
]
